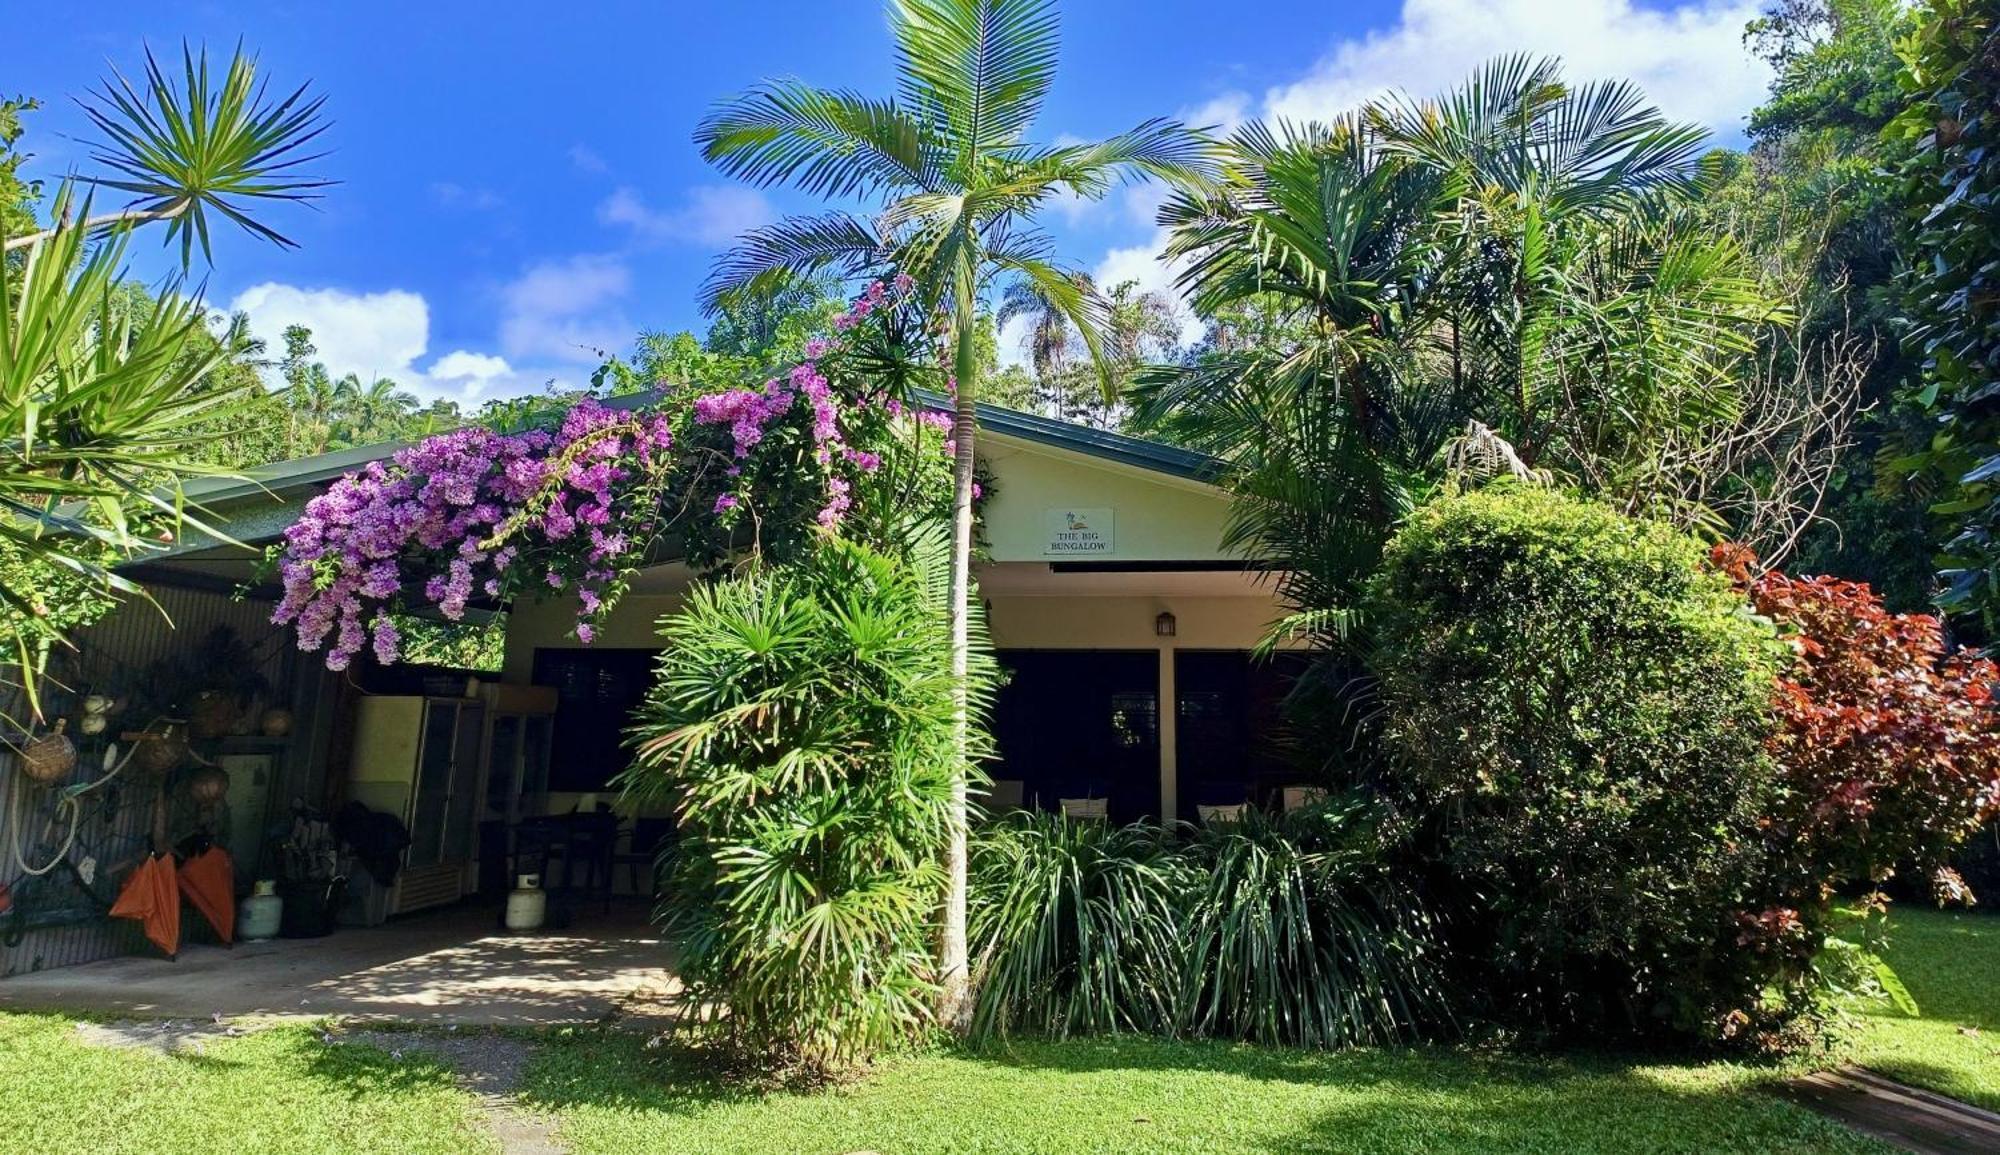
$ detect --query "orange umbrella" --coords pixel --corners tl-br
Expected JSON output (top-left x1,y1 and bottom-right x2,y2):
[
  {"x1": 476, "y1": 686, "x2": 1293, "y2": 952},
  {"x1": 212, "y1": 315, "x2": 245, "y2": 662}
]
[
  {"x1": 177, "y1": 847, "x2": 235, "y2": 945},
  {"x1": 109, "y1": 854, "x2": 180, "y2": 958}
]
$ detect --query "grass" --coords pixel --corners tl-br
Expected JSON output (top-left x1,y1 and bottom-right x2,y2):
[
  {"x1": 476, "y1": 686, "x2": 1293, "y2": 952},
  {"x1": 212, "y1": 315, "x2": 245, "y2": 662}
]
[
  {"x1": 0, "y1": 1014, "x2": 493, "y2": 1155},
  {"x1": 1846, "y1": 905, "x2": 1999, "y2": 1111},
  {"x1": 522, "y1": 1031, "x2": 1878, "y2": 1154},
  {"x1": 3, "y1": 905, "x2": 1990, "y2": 1154}
]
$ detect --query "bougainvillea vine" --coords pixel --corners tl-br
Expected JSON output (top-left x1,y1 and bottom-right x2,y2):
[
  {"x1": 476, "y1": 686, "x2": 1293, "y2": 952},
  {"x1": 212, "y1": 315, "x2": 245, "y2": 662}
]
[{"x1": 273, "y1": 279, "x2": 960, "y2": 669}]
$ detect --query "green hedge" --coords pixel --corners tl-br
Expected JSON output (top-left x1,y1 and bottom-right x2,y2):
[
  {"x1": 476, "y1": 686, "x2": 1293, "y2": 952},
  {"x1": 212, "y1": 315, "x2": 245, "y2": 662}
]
[{"x1": 1366, "y1": 486, "x2": 1784, "y2": 1040}]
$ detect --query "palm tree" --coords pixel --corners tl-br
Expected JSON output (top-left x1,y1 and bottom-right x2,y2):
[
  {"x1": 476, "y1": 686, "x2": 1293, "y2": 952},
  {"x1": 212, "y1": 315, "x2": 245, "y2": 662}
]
[
  {"x1": 995, "y1": 271, "x2": 1086, "y2": 417},
  {"x1": 1135, "y1": 59, "x2": 1781, "y2": 646},
  {"x1": 340, "y1": 375, "x2": 420, "y2": 444},
  {"x1": 695, "y1": 0, "x2": 1212, "y2": 1028}
]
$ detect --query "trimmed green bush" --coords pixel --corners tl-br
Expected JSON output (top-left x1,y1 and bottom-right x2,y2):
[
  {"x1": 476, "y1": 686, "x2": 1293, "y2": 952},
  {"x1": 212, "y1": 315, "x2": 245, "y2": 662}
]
[
  {"x1": 622, "y1": 529, "x2": 993, "y2": 1070},
  {"x1": 1366, "y1": 486, "x2": 1783, "y2": 1040}
]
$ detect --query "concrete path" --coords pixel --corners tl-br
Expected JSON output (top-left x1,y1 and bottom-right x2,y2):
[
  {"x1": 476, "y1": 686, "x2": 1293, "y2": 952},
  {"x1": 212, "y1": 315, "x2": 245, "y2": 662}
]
[
  {"x1": 1780, "y1": 1065, "x2": 2000, "y2": 1154},
  {"x1": 0, "y1": 901, "x2": 679, "y2": 1028}
]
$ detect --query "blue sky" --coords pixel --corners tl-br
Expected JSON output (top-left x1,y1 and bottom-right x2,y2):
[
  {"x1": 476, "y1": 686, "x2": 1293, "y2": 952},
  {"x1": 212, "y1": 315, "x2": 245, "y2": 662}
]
[{"x1": 11, "y1": 0, "x2": 1772, "y2": 403}]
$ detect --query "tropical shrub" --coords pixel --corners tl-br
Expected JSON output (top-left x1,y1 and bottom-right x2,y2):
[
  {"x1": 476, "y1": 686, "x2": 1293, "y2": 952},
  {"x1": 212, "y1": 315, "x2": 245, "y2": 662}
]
[
  {"x1": 1713, "y1": 545, "x2": 2000, "y2": 906},
  {"x1": 968, "y1": 801, "x2": 1448, "y2": 1048},
  {"x1": 1367, "y1": 487, "x2": 1785, "y2": 1039},
  {"x1": 1892, "y1": 0, "x2": 2000, "y2": 633},
  {"x1": 968, "y1": 815, "x2": 1192, "y2": 1039},
  {"x1": 622, "y1": 529, "x2": 993, "y2": 1070}
]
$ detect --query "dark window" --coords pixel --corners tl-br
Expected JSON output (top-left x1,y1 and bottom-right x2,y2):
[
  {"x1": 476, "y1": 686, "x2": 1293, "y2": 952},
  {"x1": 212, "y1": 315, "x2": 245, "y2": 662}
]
[
  {"x1": 1174, "y1": 650, "x2": 1310, "y2": 814},
  {"x1": 531, "y1": 648, "x2": 657, "y2": 792},
  {"x1": 989, "y1": 650, "x2": 1160, "y2": 824}
]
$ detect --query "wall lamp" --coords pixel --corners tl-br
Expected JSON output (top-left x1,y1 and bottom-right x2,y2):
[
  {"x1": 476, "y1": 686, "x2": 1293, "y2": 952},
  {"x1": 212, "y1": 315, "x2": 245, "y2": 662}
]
[{"x1": 1154, "y1": 610, "x2": 1177, "y2": 638}]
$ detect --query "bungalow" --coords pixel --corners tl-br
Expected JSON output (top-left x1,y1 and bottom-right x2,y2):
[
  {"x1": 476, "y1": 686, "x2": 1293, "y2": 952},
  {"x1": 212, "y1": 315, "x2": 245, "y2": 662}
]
[{"x1": 0, "y1": 401, "x2": 1302, "y2": 975}]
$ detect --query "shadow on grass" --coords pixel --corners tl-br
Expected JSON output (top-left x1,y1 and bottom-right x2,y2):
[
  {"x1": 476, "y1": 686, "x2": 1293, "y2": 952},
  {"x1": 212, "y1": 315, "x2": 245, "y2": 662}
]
[{"x1": 289, "y1": 1028, "x2": 471, "y2": 1102}]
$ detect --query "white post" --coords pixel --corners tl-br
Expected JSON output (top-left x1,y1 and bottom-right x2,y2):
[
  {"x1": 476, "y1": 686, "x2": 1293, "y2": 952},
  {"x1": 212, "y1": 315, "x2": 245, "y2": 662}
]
[{"x1": 1157, "y1": 641, "x2": 1177, "y2": 824}]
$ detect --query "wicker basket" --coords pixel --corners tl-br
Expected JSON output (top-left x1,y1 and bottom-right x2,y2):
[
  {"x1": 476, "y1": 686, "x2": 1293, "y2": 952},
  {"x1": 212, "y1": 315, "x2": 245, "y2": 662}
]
[
  {"x1": 132, "y1": 725, "x2": 189, "y2": 776},
  {"x1": 18, "y1": 720, "x2": 76, "y2": 785}
]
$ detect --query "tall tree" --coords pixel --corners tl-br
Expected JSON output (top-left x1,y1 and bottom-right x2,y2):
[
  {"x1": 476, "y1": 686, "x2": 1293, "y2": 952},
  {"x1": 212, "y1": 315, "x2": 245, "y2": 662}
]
[
  {"x1": 1894, "y1": 0, "x2": 2000, "y2": 637},
  {"x1": 695, "y1": 0, "x2": 1210, "y2": 1028},
  {"x1": 1136, "y1": 59, "x2": 1782, "y2": 644}
]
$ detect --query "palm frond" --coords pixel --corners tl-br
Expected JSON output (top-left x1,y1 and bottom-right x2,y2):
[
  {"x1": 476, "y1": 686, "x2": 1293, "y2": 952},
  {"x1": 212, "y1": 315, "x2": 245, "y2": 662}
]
[
  {"x1": 892, "y1": 0, "x2": 1061, "y2": 159},
  {"x1": 701, "y1": 212, "x2": 888, "y2": 312},
  {"x1": 695, "y1": 81, "x2": 941, "y2": 198}
]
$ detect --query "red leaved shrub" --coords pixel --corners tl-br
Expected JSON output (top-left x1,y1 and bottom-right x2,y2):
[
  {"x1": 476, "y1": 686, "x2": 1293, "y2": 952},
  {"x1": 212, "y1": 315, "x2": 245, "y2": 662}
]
[{"x1": 1714, "y1": 544, "x2": 2000, "y2": 907}]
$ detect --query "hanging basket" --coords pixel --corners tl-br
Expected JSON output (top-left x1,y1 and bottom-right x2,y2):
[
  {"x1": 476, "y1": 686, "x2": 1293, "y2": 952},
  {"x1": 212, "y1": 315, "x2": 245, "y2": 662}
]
[
  {"x1": 132, "y1": 726, "x2": 189, "y2": 777},
  {"x1": 186, "y1": 764, "x2": 230, "y2": 806},
  {"x1": 189, "y1": 692, "x2": 240, "y2": 740},
  {"x1": 18, "y1": 720, "x2": 77, "y2": 785}
]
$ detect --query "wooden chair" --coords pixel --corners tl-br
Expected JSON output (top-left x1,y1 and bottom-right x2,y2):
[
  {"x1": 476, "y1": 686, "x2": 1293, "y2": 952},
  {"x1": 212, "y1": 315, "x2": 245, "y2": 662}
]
[{"x1": 1058, "y1": 797, "x2": 1108, "y2": 821}]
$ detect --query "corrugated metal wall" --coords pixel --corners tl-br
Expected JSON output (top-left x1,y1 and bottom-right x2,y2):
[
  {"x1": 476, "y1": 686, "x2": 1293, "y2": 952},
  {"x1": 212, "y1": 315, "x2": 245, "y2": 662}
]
[{"x1": 0, "y1": 584, "x2": 337, "y2": 977}]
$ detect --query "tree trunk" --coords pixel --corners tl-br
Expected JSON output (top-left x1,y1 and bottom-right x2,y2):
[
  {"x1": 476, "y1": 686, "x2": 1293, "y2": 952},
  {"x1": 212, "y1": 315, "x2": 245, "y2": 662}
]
[{"x1": 937, "y1": 279, "x2": 980, "y2": 1033}]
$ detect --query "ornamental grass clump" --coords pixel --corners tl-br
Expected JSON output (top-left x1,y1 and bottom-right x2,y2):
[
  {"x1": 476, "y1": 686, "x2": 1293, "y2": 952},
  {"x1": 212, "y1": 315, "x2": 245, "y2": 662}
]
[
  {"x1": 1177, "y1": 802, "x2": 1450, "y2": 1048},
  {"x1": 622, "y1": 529, "x2": 994, "y2": 1071},
  {"x1": 967, "y1": 802, "x2": 1450, "y2": 1048},
  {"x1": 968, "y1": 815, "x2": 1191, "y2": 1039}
]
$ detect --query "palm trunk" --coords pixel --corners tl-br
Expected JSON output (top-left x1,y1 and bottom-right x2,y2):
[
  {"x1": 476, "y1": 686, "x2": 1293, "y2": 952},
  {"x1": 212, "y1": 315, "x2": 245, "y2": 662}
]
[{"x1": 938, "y1": 279, "x2": 979, "y2": 1033}]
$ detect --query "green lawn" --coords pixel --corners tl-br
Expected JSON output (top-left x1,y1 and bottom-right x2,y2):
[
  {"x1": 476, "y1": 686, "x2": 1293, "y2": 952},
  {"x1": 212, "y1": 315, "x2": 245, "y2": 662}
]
[
  {"x1": 0, "y1": 1014, "x2": 493, "y2": 1155},
  {"x1": 4, "y1": 908, "x2": 1992, "y2": 1155},
  {"x1": 1847, "y1": 905, "x2": 2000, "y2": 1111},
  {"x1": 523, "y1": 1032, "x2": 1875, "y2": 1154}
]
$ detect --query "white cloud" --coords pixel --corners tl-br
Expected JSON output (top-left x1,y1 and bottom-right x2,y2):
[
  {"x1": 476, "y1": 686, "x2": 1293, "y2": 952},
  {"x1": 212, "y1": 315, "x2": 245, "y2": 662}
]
[
  {"x1": 229, "y1": 283, "x2": 430, "y2": 383},
  {"x1": 227, "y1": 282, "x2": 576, "y2": 405},
  {"x1": 1262, "y1": 0, "x2": 1767, "y2": 138},
  {"x1": 996, "y1": 313, "x2": 1035, "y2": 371},
  {"x1": 423, "y1": 350, "x2": 526, "y2": 400},
  {"x1": 430, "y1": 181, "x2": 502, "y2": 211},
  {"x1": 498, "y1": 253, "x2": 634, "y2": 365},
  {"x1": 597, "y1": 184, "x2": 773, "y2": 247},
  {"x1": 568, "y1": 144, "x2": 608, "y2": 174},
  {"x1": 1183, "y1": 91, "x2": 1252, "y2": 136}
]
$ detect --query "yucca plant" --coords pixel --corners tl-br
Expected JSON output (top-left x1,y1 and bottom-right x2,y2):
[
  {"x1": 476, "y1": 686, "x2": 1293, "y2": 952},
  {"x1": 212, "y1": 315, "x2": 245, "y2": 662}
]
[
  {"x1": 968, "y1": 813, "x2": 1193, "y2": 1038},
  {"x1": 0, "y1": 44, "x2": 325, "y2": 722},
  {"x1": 622, "y1": 527, "x2": 996, "y2": 1070},
  {"x1": 1179, "y1": 801, "x2": 1450, "y2": 1048}
]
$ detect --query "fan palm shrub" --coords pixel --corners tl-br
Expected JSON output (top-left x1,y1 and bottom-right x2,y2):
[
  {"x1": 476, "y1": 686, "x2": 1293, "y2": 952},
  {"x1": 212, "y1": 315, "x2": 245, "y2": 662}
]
[
  {"x1": 623, "y1": 527, "x2": 996, "y2": 1070},
  {"x1": 694, "y1": 0, "x2": 1213, "y2": 1024}
]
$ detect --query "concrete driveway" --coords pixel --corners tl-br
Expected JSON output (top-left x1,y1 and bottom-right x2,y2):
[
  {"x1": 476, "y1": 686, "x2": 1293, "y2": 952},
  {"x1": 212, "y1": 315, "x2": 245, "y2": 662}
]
[{"x1": 0, "y1": 901, "x2": 680, "y2": 1027}]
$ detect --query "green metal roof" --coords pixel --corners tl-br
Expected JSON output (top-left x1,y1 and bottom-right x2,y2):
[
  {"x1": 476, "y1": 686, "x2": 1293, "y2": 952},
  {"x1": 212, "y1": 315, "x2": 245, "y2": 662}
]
[{"x1": 154, "y1": 392, "x2": 1224, "y2": 559}]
